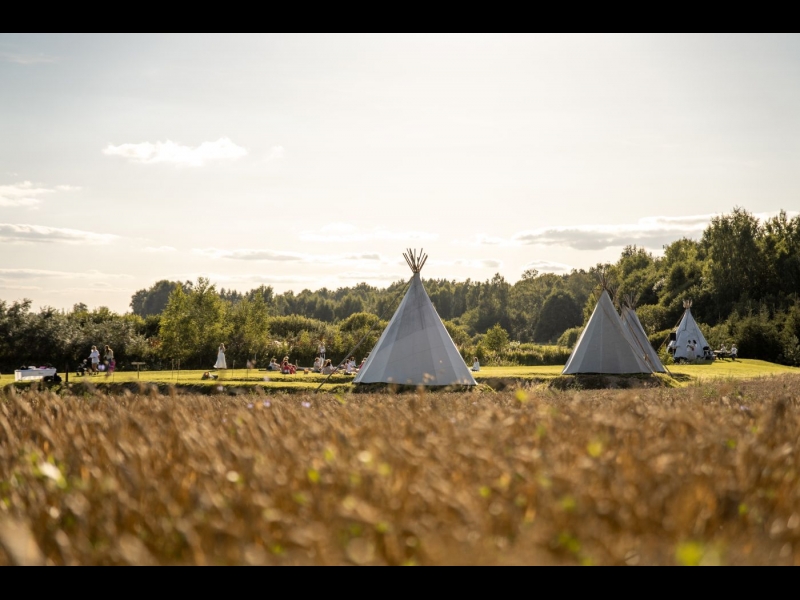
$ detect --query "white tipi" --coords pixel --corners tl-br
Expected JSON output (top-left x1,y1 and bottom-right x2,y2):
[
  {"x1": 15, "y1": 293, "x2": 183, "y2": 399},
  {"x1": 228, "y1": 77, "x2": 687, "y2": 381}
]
[
  {"x1": 672, "y1": 300, "x2": 709, "y2": 361},
  {"x1": 354, "y1": 250, "x2": 476, "y2": 386},
  {"x1": 562, "y1": 289, "x2": 653, "y2": 375},
  {"x1": 620, "y1": 299, "x2": 667, "y2": 373}
]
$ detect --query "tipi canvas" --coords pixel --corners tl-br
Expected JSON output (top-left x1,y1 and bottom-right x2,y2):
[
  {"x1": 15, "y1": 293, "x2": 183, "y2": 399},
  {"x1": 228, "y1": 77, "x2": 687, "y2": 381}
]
[
  {"x1": 562, "y1": 290, "x2": 653, "y2": 375},
  {"x1": 620, "y1": 305, "x2": 667, "y2": 373},
  {"x1": 672, "y1": 302, "x2": 709, "y2": 361},
  {"x1": 354, "y1": 250, "x2": 476, "y2": 386}
]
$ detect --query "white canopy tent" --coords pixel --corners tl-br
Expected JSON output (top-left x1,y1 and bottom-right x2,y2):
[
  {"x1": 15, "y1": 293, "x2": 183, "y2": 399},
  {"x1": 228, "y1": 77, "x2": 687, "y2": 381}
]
[
  {"x1": 672, "y1": 301, "x2": 709, "y2": 361},
  {"x1": 620, "y1": 305, "x2": 667, "y2": 373},
  {"x1": 354, "y1": 250, "x2": 477, "y2": 386},
  {"x1": 562, "y1": 290, "x2": 654, "y2": 375}
]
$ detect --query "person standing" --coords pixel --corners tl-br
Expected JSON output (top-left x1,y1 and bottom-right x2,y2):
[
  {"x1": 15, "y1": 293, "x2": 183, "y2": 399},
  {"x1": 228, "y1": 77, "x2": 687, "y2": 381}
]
[
  {"x1": 214, "y1": 344, "x2": 227, "y2": 370},
  {"x1": 104, "y1": 345, "x2": 115, "y2": 377},
  {"x1": 89, "y1": 345, "x2": 100, "y2": 375},
  {"x1": 318, "y1": 341, "x2": 326, "y2": 361},
  {"x1": 730, "y1": 344, "x2": 738, "y2": 360}
]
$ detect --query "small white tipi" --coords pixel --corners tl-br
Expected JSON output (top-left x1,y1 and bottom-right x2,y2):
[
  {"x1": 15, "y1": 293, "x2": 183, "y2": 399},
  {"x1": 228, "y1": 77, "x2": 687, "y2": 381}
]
[
  {"x1": 672, "y1": 300, "x2": 709, "y2": 361},
  {"x1": 354, "y1": 249, "x2": 476, "y2": 386},
  {"x1": 562, "y1": 289, "x2": 653, "y2": 375},
  {"x1": 620, "y1": 299, "x2": 667, "y2": 373}
]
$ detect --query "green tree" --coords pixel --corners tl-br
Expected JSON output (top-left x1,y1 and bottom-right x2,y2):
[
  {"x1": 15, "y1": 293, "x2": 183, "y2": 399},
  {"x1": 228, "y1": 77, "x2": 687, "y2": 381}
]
[
  {"x1": 702, "y1": 207, "x2": 764, "y2": 316},
  {"x1": 130, "y1": 280, "x2": 184, "y2": 317},
  {"x1": 484, "y1": 323, "x2": 510, "y2": 354},
  {"x1": 533, "y1": 291, "x2": 582, "y2": 343},
  {"x1": 159, "y1": 278, "x2": 229, "y2": 367},
  {"x1": 228, "y1": 294, "x2": 271, "y2": 367}
]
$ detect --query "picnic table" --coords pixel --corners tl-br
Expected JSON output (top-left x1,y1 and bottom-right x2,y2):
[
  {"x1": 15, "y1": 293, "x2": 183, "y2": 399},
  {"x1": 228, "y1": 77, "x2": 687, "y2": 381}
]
[
  {"x1": 15, "y1": 367, "x2": 57, "y2": 381},
  {"x1": 131, "y1": 362, "x2": 146, "y2": 379},
  {"x1": 713, "y1": 350, "x2": 730, "y2": 361}
]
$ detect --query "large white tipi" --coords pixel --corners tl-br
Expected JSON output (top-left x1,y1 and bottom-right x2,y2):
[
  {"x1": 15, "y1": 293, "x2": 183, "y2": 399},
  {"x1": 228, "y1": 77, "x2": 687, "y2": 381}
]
[
  {"x1": 620, "y1": 301, "x2": 667, "y2": 373},
  {"x1": 562, "y1": 289, "x2": 654, "y2": 375},
  {"x1": 354, "y1": 250, "x2": 477, "y2": 386},
  {"x1": 672, "y1": 300, "x2": 709, "y2": 361}
]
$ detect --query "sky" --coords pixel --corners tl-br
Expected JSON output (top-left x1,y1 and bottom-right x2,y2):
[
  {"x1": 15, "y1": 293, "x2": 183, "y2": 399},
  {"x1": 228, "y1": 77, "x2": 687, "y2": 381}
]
[{"x1": 2, "y1": 33, "x2": 800, "y2": 313}]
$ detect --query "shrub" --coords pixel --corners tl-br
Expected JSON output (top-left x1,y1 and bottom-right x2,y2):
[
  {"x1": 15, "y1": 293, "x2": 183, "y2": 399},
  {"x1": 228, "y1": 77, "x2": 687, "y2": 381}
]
[
  {"x1": 557, "y1": 326, "x2": 582, "y2": 349},
  {"x1": 729, "y1": 314, "x2": 782, "y2": 362}
]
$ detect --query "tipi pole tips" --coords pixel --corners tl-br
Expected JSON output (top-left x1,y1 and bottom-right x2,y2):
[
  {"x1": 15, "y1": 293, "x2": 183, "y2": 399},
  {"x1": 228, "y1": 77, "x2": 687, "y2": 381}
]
[{"x1": 403, "y1": 248, "x2": 428, "y2": 273}]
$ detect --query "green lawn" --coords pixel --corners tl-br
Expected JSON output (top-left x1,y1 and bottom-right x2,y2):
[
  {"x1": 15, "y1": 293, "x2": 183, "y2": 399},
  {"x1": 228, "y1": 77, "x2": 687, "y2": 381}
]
[
  {"x1": 667, "y1": 358, "x2": 800, "y2": 380},
  {"x1": 2, "y1": 359, "x2": 797, "y2": 390}
]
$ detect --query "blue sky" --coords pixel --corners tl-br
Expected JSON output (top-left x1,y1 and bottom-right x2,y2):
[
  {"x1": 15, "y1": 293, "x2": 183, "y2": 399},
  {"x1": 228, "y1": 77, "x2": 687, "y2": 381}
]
[{"x1": 2, "y1": 34, "x2": 799, "y2": 312}]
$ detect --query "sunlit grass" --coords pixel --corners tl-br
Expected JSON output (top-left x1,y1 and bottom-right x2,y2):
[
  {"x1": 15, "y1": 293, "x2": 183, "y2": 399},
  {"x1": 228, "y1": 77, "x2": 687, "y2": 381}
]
[{"x1": 1, "y1": 359, "x2": 797, "y2": 390}]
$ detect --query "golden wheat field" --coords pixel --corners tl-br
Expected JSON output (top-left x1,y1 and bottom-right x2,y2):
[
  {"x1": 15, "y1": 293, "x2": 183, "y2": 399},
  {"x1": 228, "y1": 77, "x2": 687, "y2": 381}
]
[{"x1": 1, "y1": 376, "x2": 800, "y2": 565}]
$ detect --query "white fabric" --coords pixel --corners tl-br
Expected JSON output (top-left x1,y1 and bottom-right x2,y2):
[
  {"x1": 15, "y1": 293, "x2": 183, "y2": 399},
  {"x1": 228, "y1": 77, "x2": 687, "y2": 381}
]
[
  {"x1": 562, "y1": 291, "x2": 653, "y2": 375},
  {"x1": 15, "y1": 368, "x2": 56, "y2": 381},
  {"x1": 620, "y1": 306, "x2": 667, "y2": 373},
  {"x1": 354, "y1": 272, "x2": 476, "y2": 386},
  {"x1": 672, "y1": 309, "x2": 709, "y2": 360},
  {"x1": 214, "y1": 349, "x2": 227, "y2": 369}
]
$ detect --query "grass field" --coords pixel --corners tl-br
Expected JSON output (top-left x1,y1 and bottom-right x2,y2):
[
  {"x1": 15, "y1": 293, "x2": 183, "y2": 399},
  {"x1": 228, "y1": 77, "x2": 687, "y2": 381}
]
[
  {"x1": 2, "y1": 359, "x2": 797, "y2": 392},
  {"x1": 2, "y1": 375, "x2": 800, "y2": 565}
]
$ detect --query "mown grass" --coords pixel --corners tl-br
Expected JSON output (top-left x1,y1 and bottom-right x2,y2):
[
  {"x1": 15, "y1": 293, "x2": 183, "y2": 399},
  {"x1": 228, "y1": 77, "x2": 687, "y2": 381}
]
[
  {"x1": 1, "y1": 375, "x2": 800, "y2": 565},
  {"x1": 3, "y1": 359, "x2": 797, "y2": 392}
]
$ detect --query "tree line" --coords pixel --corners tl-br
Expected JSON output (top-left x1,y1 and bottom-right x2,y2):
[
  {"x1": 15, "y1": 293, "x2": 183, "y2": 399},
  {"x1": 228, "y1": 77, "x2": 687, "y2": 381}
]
[{"x1": 2, "y1": 208, "x2": 799, "y2": 372}]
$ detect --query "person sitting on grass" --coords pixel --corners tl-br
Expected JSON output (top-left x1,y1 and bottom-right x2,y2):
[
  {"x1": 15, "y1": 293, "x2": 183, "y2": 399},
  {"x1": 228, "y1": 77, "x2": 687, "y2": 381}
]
[
  {"x1": 313, "y1": 356, "x2": 322, "y2": 372},
  {"x1": 281, "y1": 356, "x2": 296, "y2": 374},
  {"x1": 267, "y1": 358, "x2": 280, "y2": 371},
  {"x1": 76, "y1": 359, "x2": 89, "y2": 376},
  {"x1": 472, "y1": 357, "x2": 480, "y2": 372},
  {"x1": 345, "y1": 356, "x2": 357, "y2": 374},
  {"x1": 321, "y1": 359, "x2": 336, "y2": 375}
]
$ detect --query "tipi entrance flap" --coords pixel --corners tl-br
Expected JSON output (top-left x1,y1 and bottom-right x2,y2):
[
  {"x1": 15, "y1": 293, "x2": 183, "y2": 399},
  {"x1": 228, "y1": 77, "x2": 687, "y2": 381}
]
[
  {"x1": 354, "y1": 251, "x2": 476, "y2": 386},
  {"x1": 672, "y1": 304, "x2": 709, "y2": 360}
]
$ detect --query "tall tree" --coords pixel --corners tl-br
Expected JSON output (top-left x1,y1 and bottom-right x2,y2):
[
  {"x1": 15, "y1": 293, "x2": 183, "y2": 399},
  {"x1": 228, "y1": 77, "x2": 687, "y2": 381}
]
[
  {"x1": 130, "y1": 280, "x2": 184, "y2": 317},
  {"x1": 533, "y1": 291, "x2": 582, "y2": 343},
  {"x1": 702, "y1": 207, "x2": 764, "y2": 316}
]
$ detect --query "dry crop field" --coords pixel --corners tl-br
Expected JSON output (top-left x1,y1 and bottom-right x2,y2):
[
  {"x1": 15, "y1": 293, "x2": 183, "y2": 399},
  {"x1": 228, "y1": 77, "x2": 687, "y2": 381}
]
[{"x1": 2, "y1": 376, "x2": 800, "y2": 565}]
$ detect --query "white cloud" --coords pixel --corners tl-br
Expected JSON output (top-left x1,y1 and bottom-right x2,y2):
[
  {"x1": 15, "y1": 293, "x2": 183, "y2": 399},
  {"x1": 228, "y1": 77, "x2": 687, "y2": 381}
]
[
  {"x1": 523, "y1": 260, "x2": 573, "y2": 274},
  {"x1": 337, "y1": 271, "x2": 405, "y2": 281},
  {"x1": 0, "y1": 223, "x2": 117, "y2": 245},
  {"x1": 0, "y1": 181, "x2": 53, "y2": 208},
  {"x1": 300, "y1": 223, "x2": 438, "y2": 243},
  {"x1": 102, "y1": 137, "x2": 247, "y2": 167},
  {"x1": 0, "y1": 52, "x2": 58, "y2": 65},
  {"x1": 453, "y1": 259, "x2": 503, "y2": 270},
  {"x1": 266, "y1": 146, "x2": 285, "y2": 161},
  {"x1": 0, "y1": 284, "x2": 42, "y2": 291},
  {"x1": 0, "y1": 269, "x2": 132, "y2": 281},
  {"x1": 463, "y1": 211, "x2": 800, "y2": 253},
  {"x1": 142, "y1": 245, "x2": 177, "y2": 253},
  {"x1": 55, "y1": 184, "x2": 82, "y2": 191},
  {"x1": 512, "y1": 215, "x2": 715, "y2": 251},
  {"x1": 194, "y1": 247, "x2": 385, "y2": 266}
]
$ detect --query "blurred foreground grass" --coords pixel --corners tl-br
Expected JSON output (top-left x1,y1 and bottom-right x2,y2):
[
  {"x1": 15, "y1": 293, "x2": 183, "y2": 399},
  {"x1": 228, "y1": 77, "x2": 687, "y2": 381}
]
[{"x1": 2, "y1": 375, "x2": 800, "y2": 565}]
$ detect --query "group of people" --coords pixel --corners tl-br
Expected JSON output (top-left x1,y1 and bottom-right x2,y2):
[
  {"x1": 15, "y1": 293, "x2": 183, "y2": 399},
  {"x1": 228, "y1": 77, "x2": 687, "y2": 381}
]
[
  {"x1": 252, "y1": 352, "x2": 366, "y2": 375},
  {"x1": 666, "y1": 339, "x2": 738, "y2": 362},
  {"x1": 717, "y1": 343, "x2": 738, "y2": 360},
  {"x1": 77, "y1": 345, "x2": 115, "y2": 376}
]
